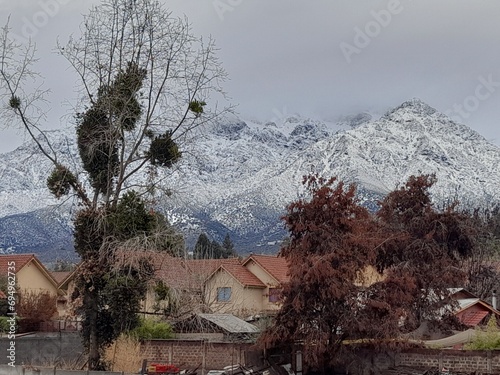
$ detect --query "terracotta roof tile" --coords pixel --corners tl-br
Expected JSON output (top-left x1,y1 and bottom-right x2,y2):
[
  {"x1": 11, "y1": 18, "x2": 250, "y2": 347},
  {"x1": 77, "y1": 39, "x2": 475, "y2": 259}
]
[
  {"x1": 0, "y1": 253, "x2": 59, "y2": 289},
  {"x1": 0, "y1": 254, "x2": 35, "y2": 274},
  {"x1": 220, "y1": 263, "x2": 266, "y2": 288},
  {"x1": 243, "y1": 254, "x2": 290, "y2": 284},
  {"x1": 51, "y1": 271, "x2": 72, "y2": 285},
  {"x1": 459, "y1": 310, "x2": 489, "y2": 326},
  {"x1": 133, "y1": 252, "x2": 241, "y2": 290}
]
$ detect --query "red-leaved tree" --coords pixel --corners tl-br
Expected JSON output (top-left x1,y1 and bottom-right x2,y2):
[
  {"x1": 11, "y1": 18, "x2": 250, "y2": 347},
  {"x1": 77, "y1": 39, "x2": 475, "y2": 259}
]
[
  {"x1": 262, "y1": 174, "x2": 477, "y2": 373},
  {"x1": 374, "y1": 174, "x2": 476, "y2": 331}
]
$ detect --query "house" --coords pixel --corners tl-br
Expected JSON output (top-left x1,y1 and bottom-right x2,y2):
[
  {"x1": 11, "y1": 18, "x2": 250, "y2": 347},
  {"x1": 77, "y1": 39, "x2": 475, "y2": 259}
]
[
  {"x1": 449, "y1": 288, "x2": 500, "y2": 327},
  {"x1": 50, "y1": 252, "x2": 242, "y2": 319},
  {"x1": 204, "y1": 254, "x2": 289, "y2": 316},
  {"x1": 0, "y1": 254, "x2": 60, "y2": 297},
  {"x1": 0, "y1": 253, "x2": 61, "y2": 318},
  {"x1": 51, "y1": 271, "x2": 73, "y2": 286},
  {"x1": 137, "y1": 252, "x2": 241, "y2": 317},
  {"x1": 54, "y1": 268, "x2": 80, "y2": 319}
]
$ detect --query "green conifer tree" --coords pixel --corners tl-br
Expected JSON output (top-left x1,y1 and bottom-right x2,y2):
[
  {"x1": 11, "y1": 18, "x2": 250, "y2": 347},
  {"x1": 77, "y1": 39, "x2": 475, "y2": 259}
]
[{"x1": 222, "y1": 233, "x2": 236, "y2": 258}]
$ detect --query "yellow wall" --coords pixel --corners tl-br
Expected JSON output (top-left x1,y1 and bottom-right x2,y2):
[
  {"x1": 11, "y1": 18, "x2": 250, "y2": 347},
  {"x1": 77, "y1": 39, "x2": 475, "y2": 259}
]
[
  {"x1": 58, "y1": 278, "x2": 77, "y2": 318},
  {"x1": 17, "y1": 262, "x2": 58, "y2": 296},
  {"x1": 15, "y1": 260, "x2": 60, "y2": 318},
  {"x1": 244, "y1": 260, "x2": 282, "y2": 312},
  {"x1": 143, "y1": 288, "x2": 157, "y2": 316},
  {"x1": 205, "y1": 269, "x2": 264, "y2": 316}
]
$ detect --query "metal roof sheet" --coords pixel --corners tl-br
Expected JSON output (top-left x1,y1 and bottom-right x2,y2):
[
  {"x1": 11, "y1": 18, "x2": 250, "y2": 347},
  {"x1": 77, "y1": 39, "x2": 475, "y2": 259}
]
[
  {"x1": 457, "y1": 298, "x2": 480, "y2": 310},
  {"x1": 198, "y1": 314, "x2": 260, "y2": 334}
]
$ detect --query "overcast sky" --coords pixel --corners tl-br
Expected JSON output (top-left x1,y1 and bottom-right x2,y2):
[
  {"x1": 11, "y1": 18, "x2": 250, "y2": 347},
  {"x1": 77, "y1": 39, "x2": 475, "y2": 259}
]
[{"x1": 1, "y1": 0, "x2": 500, "y2": 153}]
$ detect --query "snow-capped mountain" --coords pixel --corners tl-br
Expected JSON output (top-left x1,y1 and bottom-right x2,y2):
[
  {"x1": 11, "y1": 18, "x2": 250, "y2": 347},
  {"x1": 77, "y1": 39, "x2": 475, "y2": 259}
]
[{"x1": 1, "y1": 98, "x2": 500, "y2": 260}]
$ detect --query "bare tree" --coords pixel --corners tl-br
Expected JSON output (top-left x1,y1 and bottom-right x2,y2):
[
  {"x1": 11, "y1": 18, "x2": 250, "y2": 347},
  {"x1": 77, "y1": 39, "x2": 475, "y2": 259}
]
[
  {"x1": 1, "y1": 0, "x2": 230, "y2": 369},
  {"x1": 17, "y1": 291, "x2": 58, "y2": 332}
]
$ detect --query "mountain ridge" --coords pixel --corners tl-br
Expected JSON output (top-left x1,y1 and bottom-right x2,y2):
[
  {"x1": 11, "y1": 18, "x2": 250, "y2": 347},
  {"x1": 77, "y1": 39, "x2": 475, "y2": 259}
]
[{"x1": 1, "y1": 98, "x2": 499, "y2": 260}]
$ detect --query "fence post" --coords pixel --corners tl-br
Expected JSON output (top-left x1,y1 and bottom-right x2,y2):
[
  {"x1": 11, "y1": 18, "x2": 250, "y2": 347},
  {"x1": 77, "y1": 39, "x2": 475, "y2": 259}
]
[
  {"x1": 488, "y1": 350, "x2": 492, "y2": 374},
  {"x1": 202, "y1": 340, "x2": 206, "y2": 375},
  {"x1": 296, "y1": 350, "x2": 303, "y2": 375},
  {"x1": 169, "y1": 342, "x2": 173, "y2": 364}
]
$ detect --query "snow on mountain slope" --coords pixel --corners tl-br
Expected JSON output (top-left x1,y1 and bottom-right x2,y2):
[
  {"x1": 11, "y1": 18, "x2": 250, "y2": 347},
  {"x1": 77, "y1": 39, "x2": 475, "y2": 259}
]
[
  {"x1": 1, "y1": 99, "x2": 499, "y2": 258},
  {"x1": 267, "y1": 99, "x2": 500, "y2": 207}
]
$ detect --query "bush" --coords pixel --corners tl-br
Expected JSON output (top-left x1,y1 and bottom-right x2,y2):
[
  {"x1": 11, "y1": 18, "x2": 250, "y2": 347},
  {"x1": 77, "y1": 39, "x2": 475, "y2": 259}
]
[
  {"x1": 128, "y1": 318, "x2": 173, "y2": 340},
  {"x1": 465, "y1": 317, "x2": 500, "y2": 350},
  {"x1": 0, "y1": 316, "x2": 18, "y2": 334}
]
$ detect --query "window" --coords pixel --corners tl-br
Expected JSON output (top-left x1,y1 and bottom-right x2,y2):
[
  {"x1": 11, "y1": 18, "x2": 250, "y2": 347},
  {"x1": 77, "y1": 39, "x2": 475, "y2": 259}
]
[
  {"x1": 217, "y1": 287, "x2": 231, "y2": 302},
  {"x1": 268, "y1": 288, "x2": 281, "y2": 303}
]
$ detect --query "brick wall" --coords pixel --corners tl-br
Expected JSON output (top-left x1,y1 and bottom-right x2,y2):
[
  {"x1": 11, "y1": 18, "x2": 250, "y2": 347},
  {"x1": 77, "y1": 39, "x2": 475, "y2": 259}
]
[
  {"x1": 397, "y1": 349, "x2": 495, "y2": 373},
  {"x1": 141, "y1": 340, "x2": 260, "y2": 374},
  {"x1": 352, "y1": 348, "x2": 500, "y2": 374}
]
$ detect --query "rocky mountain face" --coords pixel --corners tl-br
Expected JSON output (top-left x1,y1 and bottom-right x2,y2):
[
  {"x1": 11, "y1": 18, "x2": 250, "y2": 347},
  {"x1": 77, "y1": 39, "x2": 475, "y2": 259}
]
[{"x1": 1, "y1": 98, "x2": 500, "y2": 261}]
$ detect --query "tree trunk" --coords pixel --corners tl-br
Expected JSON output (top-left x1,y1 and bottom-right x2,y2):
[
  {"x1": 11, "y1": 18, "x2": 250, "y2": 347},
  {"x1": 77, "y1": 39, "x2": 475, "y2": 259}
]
[{"x1": 87, "y1": 289, "x2": 101, "y2": 370}]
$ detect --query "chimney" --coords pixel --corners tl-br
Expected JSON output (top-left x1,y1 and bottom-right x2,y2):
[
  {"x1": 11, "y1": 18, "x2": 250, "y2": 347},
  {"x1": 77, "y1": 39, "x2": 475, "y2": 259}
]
[{"x1": 493, "y1": 290, "x2": 497, "y2": 310}]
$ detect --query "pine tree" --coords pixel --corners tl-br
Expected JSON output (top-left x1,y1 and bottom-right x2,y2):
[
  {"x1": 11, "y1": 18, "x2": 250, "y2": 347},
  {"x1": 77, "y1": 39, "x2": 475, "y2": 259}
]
[
  {"x1": 194, "y1": 233, "x2": 212, "y2": 259},
  {"x1": 194, "y1": 233, "x2": 233, "y2": 259},
  {"x1": 222, "y1": 233, "x2": 236, "y2": 258},
  {"x1": 211, "y1": 239, "x2": 224, "y2": 259}
]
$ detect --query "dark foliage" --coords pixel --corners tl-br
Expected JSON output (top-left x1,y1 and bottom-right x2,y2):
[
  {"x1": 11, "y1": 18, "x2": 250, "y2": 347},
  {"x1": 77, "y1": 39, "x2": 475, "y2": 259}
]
[
  {"x1": 222, "y1": 233, "x2": 236, "y2": 257},
  {"x1": 76, "y1": 107, "x2": 118, "y2": 194},
  {"x1": 9, "y1": 95, "x2": 20, "y2": 109},
  {"x1": 47, "y1": 164, "x2": 78, "y2": 198},
  {"x1": 263, "y1": 174, "x2": 476, "y2": 373},
  {"x1": 188, "y1": 99, "x2": 206, "y2": 117},
  {"x1": 463, "y1": 206, "x2": 500, "y2": 299},
  {"x1": 375, "y1": 174, "x2": 475, "y2": 330},
  {"x1": 72, "y1": 196, "x2": 158, "y2": 370},
  {"x1": 149, "y1": 131, "x2": 182, "y2": 167},
  {"x1": 194, "y1": 232, "x2": 235, "y2": 259}
]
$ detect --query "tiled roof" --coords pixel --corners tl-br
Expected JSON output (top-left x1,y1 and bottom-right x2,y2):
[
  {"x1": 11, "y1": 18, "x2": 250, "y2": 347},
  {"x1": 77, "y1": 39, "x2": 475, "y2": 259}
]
[
  {"x1": 219, "y1": 263, "x2": 266, "y2": 288},
  {"x1": 0, "y1": 254, "x2": 36, "y2": 274},
  {"x1": 459, "y1": 310, "x2": 489, "y2": 327},
  {"x1": 51, "y1": 271, "x2": 72, "y2": 285},
  {"x1": 243, "y1": 254, "x2": 290, "y2": 284},
  {"x1": 131, "y1": 252, "x2": 241, "y2": 290},
  {"x1": 454, "y1": 298, "x2": 500, "y2": 326},
  {"x1": 0, "y1": 253, "x2": 59, "y2": 289}
]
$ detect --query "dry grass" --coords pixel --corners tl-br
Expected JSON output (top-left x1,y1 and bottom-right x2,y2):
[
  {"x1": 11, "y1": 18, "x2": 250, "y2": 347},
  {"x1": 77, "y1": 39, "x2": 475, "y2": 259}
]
[
  {"x1": 105, "y1": 334, "x2": 148, "y2": 373},
  {"x1": 27, "y1": 355, "x2": 87, "y2": 370}
]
